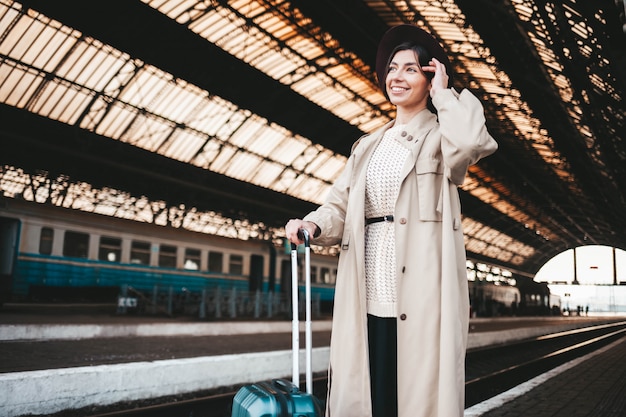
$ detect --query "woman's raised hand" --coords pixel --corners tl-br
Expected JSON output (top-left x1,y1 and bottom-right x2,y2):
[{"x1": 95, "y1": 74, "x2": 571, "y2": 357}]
[{"x1": 424, "y1": 57, "x2": 449, "y2": 97}]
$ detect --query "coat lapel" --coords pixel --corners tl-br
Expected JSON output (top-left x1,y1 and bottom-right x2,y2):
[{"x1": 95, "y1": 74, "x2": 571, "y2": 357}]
[{"x1": 399, "y1": 110, "x2": 438, "y2": 180}]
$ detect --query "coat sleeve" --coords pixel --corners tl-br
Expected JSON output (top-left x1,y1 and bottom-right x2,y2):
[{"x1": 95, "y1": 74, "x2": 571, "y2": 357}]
[
  {"x1": 431, "y1": 88, "x2": 498, "y2": 185},
  {"x1": 302, "y1": 153, "x2": 355, "y2": 246}
]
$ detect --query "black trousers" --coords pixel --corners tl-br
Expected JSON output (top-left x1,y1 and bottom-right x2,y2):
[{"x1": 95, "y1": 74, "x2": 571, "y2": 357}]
[{"x1": 367, "y1": 314, "x2": 398, "y2": 417}]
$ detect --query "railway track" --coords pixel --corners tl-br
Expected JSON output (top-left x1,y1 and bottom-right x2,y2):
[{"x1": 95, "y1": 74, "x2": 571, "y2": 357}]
[{"x1": 71, "y1": 321, "x2": 626, "y2": 417}]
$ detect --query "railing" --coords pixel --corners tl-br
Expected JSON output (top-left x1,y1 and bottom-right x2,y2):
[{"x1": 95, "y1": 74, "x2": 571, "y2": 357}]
[{"x1": 116, "y1": 284, "x2": 321, "y2": 320}]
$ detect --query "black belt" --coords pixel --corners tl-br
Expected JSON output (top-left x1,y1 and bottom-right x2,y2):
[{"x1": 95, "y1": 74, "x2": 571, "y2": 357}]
[{"x1": 365, "y1": 215, "x2": 394, "y2": 225}]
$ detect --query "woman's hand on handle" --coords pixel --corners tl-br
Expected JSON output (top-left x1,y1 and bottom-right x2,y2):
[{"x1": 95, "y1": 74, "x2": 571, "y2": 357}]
[{"x1": 285, "y1": 219, "x2": 319, "y2": 245}]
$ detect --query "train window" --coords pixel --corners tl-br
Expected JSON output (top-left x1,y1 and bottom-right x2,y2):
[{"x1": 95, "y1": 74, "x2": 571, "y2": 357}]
[
  {"x1": 280, "y1": 259, "x2": 291, "y2": 289},
  {"x1": 229, "y1": 254, "x2": 244, "y2": 275},
  {"x1": 159, "y1": 244, "x2": 177, "y2": 268},
  {"x1": 250, "y1": 254, "x2": 264, "y2": 291},
  {"x1": 63, "y1": 231, "x2": 89, "y2": 258},
  {"x1": 311, "y1": 266, "x2": 318, "y2": 283},
  {"x1": 39, "y1": 227, "x2": 53, "y2": 255},
  {"x1": 130, "y1": 240, "x2": 150, "y2": 264},
  {"x1": 184, "y1": 248, "x2": 201, "y2": 270},
  {"x1": 99, "y1": 236, "x2": 122, "y2": 262},
  {"x1": 208, "y1": 251, "x2": 223, "y2": 273},
  {"x1": 320, "y1": 267, "x2": 331, "y2": 284}
]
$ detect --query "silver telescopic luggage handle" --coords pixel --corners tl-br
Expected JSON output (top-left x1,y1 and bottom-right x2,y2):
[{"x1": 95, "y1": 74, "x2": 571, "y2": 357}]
[{"x1": 290, "y1": 229, "x2": 313, "y2": 395}]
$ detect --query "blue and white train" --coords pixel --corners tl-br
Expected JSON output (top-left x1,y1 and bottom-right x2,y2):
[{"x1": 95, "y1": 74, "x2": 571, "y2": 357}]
[
  {"x1": 0, "y1": 198, "x2": 338, "y2": 312},
  {"x1": 0, "y1": 198, "x2": 558, "y2": 317}
]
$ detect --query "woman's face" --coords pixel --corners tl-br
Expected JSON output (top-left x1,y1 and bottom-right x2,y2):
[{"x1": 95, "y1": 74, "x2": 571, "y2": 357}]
[{"x1": 385, "y1": 49, "x2": 431, "y2": 112}]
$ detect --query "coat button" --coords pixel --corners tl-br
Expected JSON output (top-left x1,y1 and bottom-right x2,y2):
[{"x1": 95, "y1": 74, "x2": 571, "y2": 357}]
[
  {"x1": 399, "y1": 218, "x2": 407, "y2": 224},
  {"x1": 400, "y1": 314, "x2": 407, "y2": 320},
  {"x1": 406, "y1": 135, "x2": 413, "y2": 142},
  {"x1": 400, "y1": 131, "x2": 407, "y2": 137}
]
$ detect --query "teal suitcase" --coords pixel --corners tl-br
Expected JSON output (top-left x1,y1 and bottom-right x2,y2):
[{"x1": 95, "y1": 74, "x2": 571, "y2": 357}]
[
  {"x1": 231, "y1": 378, "x2": 321, "y2": 417},
  {"x1": 231, "y1": 230, "x2": 322, "y2": 417}
]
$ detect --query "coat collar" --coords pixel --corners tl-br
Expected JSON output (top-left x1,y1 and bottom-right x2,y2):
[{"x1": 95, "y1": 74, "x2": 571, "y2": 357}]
[
  {"x1": 399, "y1": 109, "x2": 438, "y2": 178},
  {"x1": 403, "y1": 108, "x2": 438, "y2": 137},
  {"x1": 350, "y1": 108, "x2": 438, "y2": 183},
  {"x1": 352, "y1": 108, "x2": 437, "y2": 156}
]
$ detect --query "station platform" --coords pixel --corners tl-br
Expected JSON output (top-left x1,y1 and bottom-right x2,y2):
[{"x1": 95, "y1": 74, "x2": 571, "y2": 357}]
[
  {"x1": 1, "y1": 303, "x2": 625, "y2": 417},
  {"x1": 465, "y1": 334, "x2": 626, "y2": 417}
]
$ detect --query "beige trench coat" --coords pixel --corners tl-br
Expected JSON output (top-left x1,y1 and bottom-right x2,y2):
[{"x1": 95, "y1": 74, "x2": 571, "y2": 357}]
[{"x1": 304, "y1": 88, "x2": 498, "y2": 417}]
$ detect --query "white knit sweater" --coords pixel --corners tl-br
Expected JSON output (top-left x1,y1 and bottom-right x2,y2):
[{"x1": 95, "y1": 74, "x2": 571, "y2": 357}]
[{"x1": 364, "y1": 124, "x2": 410, "y2": 317}]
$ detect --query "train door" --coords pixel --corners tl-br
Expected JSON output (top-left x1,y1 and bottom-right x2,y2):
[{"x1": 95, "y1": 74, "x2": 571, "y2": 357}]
[
  {"x1": 267, "y1": 244, "x2": 276, "y2": 292},
  {"x1": 280, "y1": 258, "x2": 291, "y2": 296},
  {"x1": 280, "y1": 258, "x2": 292, "y2": 314},
  {"x1": 0, "y1": 216, "x2": 20, "y2": 305},
  {"x1": 249, "y1": 254, "x2": 264, "y2": 292}
]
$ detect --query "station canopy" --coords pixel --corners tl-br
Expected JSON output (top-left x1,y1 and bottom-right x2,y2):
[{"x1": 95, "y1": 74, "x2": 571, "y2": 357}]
[{"x1": 0, "y1": 0, "x2": 625, "y2": 277}]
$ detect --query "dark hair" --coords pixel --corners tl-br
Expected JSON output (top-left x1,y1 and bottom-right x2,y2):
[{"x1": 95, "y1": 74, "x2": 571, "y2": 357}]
[{"x1": 383, "y1": 42, "x2": 436, "y2": 112}]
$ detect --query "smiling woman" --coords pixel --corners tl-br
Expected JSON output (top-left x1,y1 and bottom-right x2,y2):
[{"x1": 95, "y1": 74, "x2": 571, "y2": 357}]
[
  {"x1": 383, "y1": 48, "x2": 433, "y2": 118},
  {"x1": 285, "y1": 23, "x2": 498, "y2": 417}
]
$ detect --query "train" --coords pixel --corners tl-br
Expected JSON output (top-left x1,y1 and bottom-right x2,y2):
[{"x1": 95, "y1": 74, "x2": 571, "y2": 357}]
[
  {"x1": 0, "y1": 198, "x2": 338, "y2": 315},
  {"x1": 468, "y1": 274, "x2": 560, "y2": 317},
  {"x1": 0, "y1": 198, "x2": 559, "y2": 317}
]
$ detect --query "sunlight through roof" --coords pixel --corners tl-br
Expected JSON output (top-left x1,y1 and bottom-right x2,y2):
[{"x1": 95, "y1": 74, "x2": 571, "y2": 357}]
[
  {"x1": 0, "y1": 1, "x2": 347, "y2": 208},
  {"x1": 2, "y1": 0, "x2": 620, "y2": 269}
]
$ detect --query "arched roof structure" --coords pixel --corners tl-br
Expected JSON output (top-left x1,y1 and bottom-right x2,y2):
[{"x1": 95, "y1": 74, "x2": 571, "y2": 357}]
[{"x1": 0, "y1": 0, "x2": 625, "y2": 278}]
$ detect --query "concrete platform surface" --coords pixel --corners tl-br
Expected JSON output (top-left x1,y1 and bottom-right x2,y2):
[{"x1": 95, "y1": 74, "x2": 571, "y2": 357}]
[{"x1": 1, "y1": 304, "x2": 624, "y2": 417}]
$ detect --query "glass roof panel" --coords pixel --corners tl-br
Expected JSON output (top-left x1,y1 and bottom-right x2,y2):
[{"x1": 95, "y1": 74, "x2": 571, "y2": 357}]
[
  {"x1": 310, "y1": 154, "x2": 347, "y2": 183},
  {"x1": 119, "y1": 67, "x2": 170, "y2": 110},
  {"x1": 301, "y1": 149, "x2": 332, "y2": 174},
  {"x1": 28, "y1": 80, "x2": 84, "y2": 123},
  {"x1": 511, "y1": 0, "x2": 603, "y2": 162},
  {"x1": 288, "y1": 36, "x2": 326, "y2": 61},
  {"x1": 270, "y1": 134, "x2": 310, "y2": 166},
  {"x1": 253, "y1": 160, "x2": 285, "y2": 188},
  {"x1": 49, "y1": 86, "x2": 92, "y2": 123},
  {"x1": 288, "y1": 175, "x2": 329, "y2": 202},
  {"x1": 209, "y1": 143, "x2": 238, "y2": 173},
  {"x1": 0, "y1": 1, "x2": 355, "y2": 206},
  {"x1": 58, "y1": 42, "x2": 117, "y2": 91},
  {"x1": 161, "y1": 129, "x2": 205, "y2": 162},
  {"x1": 143, "y1": 0, "x2": 391, "y2": 132},
  {"x1": 223, "y1": 151, "x2": 263, "y2": 182},
  {"x1": 122, "y1": 114, "x2": 174, "y2": 152},
  {"x1": 188, "y1": 98, "x2": 242, "y2": 137},
  {"x1": 463, "y1": 217, "x2": 535, "y2": 265},
  {"x1": 272, "y1": 167, "x2": 297, "y2": 194},
  {"x1": 242, "y1": 127, "x2": 287, "y2": 159},
  {"x1": 148, "y1": 81, "x2": 206, "y2": 124},
  {"x1": 88, "y1": 99, "x2": 131, "y2": 137},
  {"x1": 0, "y1": 65, "x2": 37, "y2": 106}
]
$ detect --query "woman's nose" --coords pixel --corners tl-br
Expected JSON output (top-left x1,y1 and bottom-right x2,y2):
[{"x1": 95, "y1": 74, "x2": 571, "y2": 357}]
[{"x1": 388, "y1": 70, "x2": 402, "y2": 82}]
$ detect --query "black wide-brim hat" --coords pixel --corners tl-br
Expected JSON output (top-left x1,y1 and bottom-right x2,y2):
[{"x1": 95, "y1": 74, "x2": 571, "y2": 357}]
[{"x1": 375, "y1": 24, "x2": 453, "y2": 92}]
